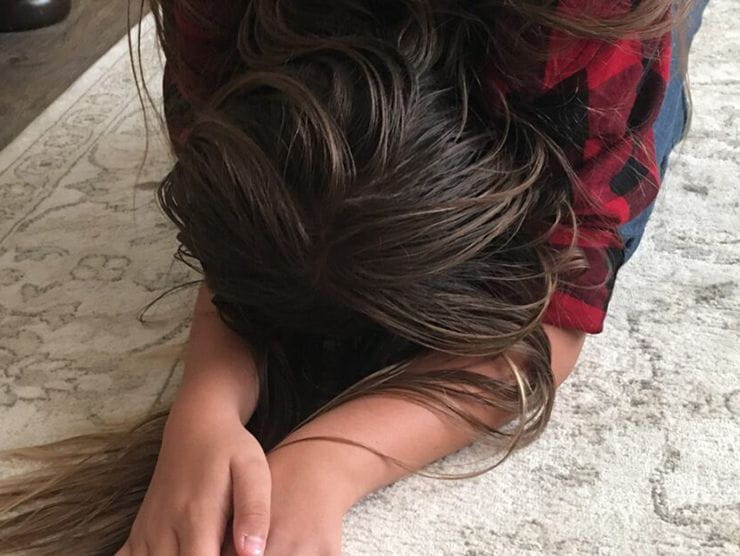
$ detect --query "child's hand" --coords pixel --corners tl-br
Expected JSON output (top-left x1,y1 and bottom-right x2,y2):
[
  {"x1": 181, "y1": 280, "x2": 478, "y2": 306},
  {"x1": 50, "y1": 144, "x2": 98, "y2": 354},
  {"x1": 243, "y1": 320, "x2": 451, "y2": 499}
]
[{"x1": 115, "y1": 397, "x2": 271, "y2": 556}]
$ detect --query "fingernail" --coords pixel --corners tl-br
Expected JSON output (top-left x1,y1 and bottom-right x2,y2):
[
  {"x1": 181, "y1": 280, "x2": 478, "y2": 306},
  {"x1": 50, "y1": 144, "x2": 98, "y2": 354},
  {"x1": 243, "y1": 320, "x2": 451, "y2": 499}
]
[{"x1": 242, "y1": 535, "x2": 265, "y2": 555}]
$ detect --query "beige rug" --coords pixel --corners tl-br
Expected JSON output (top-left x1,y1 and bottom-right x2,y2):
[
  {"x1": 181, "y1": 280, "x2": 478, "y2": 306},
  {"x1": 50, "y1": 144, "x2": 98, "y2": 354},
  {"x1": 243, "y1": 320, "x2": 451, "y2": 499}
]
[{"x1": 1, "y1": 4, "x2": 738, "y2": 555}]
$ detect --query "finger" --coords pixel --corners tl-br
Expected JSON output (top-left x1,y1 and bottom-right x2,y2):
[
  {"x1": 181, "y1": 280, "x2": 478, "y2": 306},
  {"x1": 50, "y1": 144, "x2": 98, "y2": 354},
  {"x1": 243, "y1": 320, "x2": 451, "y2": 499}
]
[
  {"x1": 230, "y1": 456, "x2": 272, "y2": 556},
  {"x1": 151, "y1": 528, "x2": 179, "y2": 556}
]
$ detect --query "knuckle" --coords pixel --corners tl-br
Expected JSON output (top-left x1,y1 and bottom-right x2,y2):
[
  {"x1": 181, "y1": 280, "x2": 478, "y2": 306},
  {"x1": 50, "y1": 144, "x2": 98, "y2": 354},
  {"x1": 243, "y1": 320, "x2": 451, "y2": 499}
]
[
  {"x1": 236, "y1": 454, "x2": 269, "y2": 472},
  {"x1": 235, "y1": 501, "x2": 270, "y2": 527},
  {"x1": 118, "y1": 539, "x2": 147, "y2": 556},
  {"x1": 238, "y1": 500, "x2": 269, "y2": 518},
  {"x1": 178, "y1": 505, "x2": 216, "y2": 529}
]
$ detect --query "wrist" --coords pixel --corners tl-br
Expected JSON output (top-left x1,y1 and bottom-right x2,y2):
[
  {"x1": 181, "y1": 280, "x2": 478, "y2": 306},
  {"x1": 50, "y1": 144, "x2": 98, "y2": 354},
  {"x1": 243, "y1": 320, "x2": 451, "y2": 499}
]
[
  {"x1": 173, "y1": 375, "x2": 258, "y2": 424},
  {"x1": 266, "y1": 437, "x2": 363, "y2": 515}
]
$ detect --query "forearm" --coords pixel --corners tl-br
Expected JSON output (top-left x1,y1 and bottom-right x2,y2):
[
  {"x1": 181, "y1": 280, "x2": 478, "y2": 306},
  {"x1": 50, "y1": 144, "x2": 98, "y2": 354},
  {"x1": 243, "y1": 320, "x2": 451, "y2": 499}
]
[
  {"x1": 267, "y1": 324, "x2": 585, "y2": 510},
  {"x1": 173, "y1": 283, "x2": 261, "y2": 423}
]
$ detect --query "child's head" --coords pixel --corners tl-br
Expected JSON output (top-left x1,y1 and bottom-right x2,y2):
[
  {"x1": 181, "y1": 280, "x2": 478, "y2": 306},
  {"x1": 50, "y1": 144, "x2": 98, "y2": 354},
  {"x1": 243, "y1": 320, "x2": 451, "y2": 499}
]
[
  {"x1": 153, "y1": 0, "x2": 689, "y2": 449},
  {"x1": 156, "y1": 0, "x2": 574, "y2": 447}
]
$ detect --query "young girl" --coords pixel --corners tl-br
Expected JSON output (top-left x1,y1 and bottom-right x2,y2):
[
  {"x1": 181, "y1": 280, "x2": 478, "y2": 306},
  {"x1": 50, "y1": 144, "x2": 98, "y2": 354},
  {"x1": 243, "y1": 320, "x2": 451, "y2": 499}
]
[{"x1": 0, "y1": 1, "x2": 708, "y2": 554}]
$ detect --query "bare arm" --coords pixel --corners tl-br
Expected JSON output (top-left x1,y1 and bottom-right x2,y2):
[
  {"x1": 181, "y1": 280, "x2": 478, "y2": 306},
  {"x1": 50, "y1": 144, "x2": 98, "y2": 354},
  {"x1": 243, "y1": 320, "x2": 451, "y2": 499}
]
[
  {"x1": 119, "y1": 284, "x2": 271, "y2": 556},
  {"x1": 266, "y1": 324, "x2": 586, "y2": 511},
  {"x1": 173, "y1": 282, "x2": 261, "y2": 423}
]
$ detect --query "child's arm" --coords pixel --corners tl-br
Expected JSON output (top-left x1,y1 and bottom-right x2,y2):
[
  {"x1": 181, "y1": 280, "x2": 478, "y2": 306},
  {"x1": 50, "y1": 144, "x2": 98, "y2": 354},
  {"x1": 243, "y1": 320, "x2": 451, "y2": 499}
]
[
  {"x1": 117, "y1": 284, "x2": 271, "y2": 556},
  {"x1": 266, "y1": 324, "x2": 585, "y2": 514},
  {"x1": 173, "y1": 282, "x2": 261, "y2": 423}
]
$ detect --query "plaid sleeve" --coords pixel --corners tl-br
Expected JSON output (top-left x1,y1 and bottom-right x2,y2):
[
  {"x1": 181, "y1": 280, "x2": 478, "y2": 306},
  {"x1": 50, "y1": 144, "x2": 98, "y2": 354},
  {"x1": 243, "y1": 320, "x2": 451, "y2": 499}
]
[
  {"x1": 162, "y1": 1, "x2": 238, "y2": 149},
  {"x1": 165, "y1": 2, "x2": 671, "y2": 335},
  {"x1": 495, "y1": 5, "x2": 672, "y2": 334}
]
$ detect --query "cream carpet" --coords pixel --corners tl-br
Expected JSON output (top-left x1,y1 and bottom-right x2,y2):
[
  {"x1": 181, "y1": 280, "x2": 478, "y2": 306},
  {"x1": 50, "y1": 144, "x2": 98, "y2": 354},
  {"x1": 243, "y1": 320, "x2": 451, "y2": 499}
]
[{"x1": 1, "y1": 3, "x2": 738, "y2": 555}]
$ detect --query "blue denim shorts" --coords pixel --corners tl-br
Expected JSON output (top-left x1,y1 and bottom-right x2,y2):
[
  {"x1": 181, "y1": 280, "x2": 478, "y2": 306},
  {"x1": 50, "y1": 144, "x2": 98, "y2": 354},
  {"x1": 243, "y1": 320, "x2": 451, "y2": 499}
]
[{"x1": 618, "y1": 0, "x2": 710, "y2": 263}]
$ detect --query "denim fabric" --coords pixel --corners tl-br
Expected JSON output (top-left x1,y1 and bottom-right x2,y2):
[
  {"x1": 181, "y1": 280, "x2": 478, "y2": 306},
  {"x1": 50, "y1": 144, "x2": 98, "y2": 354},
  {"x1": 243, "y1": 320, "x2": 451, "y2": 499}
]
[{"x1": 618, "y1": 0, "x2": 710, "y2": 263}]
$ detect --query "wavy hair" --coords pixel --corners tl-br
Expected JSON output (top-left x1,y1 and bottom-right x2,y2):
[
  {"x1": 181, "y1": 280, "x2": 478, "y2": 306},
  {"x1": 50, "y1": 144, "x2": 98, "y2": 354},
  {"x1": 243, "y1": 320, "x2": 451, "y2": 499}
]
[{"x1": 0, "y1": 1, "x2": 695, "y2": 554}]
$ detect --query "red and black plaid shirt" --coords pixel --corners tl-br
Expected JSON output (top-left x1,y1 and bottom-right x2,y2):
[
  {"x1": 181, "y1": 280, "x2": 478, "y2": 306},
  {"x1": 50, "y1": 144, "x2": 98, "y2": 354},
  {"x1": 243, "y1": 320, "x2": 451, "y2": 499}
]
[{"x1": 163, "y1": 2, "x2": 672, "y2": 335}]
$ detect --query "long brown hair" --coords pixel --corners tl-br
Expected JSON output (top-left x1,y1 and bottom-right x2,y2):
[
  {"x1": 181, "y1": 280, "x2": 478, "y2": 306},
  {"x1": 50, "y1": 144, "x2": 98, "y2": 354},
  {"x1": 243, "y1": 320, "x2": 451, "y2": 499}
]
[{"x1": 0, "y1": 1, "x2": 695, "y2": 554}]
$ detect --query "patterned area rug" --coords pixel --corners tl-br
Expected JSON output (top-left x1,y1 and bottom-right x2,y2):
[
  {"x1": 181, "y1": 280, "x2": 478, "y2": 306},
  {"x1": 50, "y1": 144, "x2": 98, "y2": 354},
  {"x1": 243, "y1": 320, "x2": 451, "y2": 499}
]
[{"x1": 1, "y1": 4, "x2": 738, "y2": 555}]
